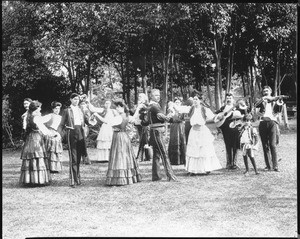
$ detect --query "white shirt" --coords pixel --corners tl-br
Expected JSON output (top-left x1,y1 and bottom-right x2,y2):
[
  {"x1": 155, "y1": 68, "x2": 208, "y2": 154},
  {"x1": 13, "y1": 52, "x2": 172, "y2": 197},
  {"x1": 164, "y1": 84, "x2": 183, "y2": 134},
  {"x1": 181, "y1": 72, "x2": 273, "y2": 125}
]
[
  {"x1": 70, "y1": 105, "x2": 83, "y2": 126},
  {"x1": 42, "y1": 114, "x2": 62, "y2": 130},
  {"x1": 22, "y1": 111, "x2": 28, "y2": 130},
  {"x1": 190, "y1": 107, "x2": 205, "y2": 126},
  {"x1": 240, "y1": 128, "x2": 252, "y2": 144},
  {"x1": 262, "y1": 102, "x2": 276, "y2": 120},
  {"x1": 190, "y1": 106, "x2": 215, "y2": 126},
  {"x1": 109, "y1": 114, "x2": 123, "y2": 126},
  {"x1": 33, "y1": 115, "x2": 51, "y2": 136}
]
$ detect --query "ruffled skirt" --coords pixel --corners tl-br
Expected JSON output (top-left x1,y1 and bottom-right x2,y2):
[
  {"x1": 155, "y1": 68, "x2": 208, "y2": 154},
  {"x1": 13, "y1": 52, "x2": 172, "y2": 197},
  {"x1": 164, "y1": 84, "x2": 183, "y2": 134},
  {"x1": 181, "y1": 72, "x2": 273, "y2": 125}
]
[
  {"x1": 185, "y1": 125, "x2": 222, "y2": 173},
  {"x1": 44, "y1": 128, "x2": 63, "y2": 172},
  {"x1": 106, "y1": 132, "x2": 142, "y2": 186},
  {"x1": 96, "y1": 124, "x2": 113, "y2": 162},
  {"x1": 20, "y1": 131, "x2": 51, "y2": 186}
]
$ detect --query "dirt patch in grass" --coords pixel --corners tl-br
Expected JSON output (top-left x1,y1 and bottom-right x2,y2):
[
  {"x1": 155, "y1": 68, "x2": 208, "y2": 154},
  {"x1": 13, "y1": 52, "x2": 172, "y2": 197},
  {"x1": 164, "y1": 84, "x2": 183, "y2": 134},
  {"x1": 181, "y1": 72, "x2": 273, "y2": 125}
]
[{"x1": 2, "y1": 131, "x2": 297, "y2": 238}]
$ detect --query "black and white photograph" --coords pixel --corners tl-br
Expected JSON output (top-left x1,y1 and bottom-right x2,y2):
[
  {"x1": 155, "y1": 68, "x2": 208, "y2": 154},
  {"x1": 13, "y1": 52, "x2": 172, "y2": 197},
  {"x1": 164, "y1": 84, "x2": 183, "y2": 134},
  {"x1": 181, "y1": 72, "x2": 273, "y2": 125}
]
[{"x1": 2, "y1": 2, "x2": 297, "y2": 238}]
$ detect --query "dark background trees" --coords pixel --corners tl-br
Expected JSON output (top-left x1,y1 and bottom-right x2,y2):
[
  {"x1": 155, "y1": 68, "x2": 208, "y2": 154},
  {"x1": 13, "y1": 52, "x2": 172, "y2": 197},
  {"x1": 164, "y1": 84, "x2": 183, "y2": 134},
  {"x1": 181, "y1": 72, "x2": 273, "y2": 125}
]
[{"x1": 2, "y1": 2, "x2": 297, "y2": 146}]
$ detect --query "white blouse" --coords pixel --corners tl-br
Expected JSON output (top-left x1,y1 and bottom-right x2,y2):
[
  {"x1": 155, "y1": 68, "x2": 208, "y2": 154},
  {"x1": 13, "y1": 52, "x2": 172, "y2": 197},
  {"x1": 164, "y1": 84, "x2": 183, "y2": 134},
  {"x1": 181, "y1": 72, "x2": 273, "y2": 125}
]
[
  {"x1": 42, "y1": 113, "x2": 62, "y2": 130},
  {"x1": 33, "y1": 115, "x2": 51, "y2": 136},
  {"x1": 190, "y1": 106, "x2": 215, "y2": 126}
]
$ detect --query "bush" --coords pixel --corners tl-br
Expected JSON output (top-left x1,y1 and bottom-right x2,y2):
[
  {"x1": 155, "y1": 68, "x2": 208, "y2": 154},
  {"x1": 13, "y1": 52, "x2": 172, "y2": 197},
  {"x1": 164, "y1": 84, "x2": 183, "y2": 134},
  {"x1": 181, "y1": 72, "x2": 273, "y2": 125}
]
[{"x1": 2, "y1": 95, "x2": 15, "y2": 149}]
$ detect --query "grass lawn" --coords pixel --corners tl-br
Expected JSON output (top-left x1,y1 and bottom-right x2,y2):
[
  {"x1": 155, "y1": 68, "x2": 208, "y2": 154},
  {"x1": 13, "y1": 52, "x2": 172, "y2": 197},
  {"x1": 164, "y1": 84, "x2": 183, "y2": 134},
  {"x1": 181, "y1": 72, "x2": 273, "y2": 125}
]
[{"x1": 2, "y1": 126, "x2": 297, "y2": 238}]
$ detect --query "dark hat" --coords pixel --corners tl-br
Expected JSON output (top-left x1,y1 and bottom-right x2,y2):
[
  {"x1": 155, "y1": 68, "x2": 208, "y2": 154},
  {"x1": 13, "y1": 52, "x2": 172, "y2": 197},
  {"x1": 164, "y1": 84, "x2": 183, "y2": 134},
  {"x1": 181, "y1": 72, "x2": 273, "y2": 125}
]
[
  {"x1": 263, "y1": 86, "x2": 272, "y2": 92},
  {"x1": 29, "y1": 100, "x2": 42, "y2": 112},
  {"x1": 70, "y1": 93, "x2": 79, "y2": 99}
]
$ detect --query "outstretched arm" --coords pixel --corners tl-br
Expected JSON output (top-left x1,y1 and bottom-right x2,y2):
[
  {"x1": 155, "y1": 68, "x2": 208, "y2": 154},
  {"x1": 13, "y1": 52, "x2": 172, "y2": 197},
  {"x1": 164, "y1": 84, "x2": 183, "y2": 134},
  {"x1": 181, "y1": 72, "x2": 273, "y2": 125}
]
[
  {"x1": 93, "y1": 112, "x2": 122, "y2": 126},
  {"x1": 87, "y1": 102, "x2": 104, "y2": 114}
]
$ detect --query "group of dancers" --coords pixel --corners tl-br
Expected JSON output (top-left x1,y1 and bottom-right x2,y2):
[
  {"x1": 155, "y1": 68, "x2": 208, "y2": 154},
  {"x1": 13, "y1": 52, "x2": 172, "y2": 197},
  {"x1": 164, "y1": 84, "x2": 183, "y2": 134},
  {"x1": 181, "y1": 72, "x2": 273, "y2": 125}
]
[{"x1": 19, "y1": 85, "x2": 285, "y2": 187}]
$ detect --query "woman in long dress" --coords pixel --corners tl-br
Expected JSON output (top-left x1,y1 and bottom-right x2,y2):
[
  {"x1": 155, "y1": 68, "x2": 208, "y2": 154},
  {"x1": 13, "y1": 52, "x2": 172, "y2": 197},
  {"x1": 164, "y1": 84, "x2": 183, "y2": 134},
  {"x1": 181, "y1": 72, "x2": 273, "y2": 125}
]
[
  {"x1": 167, "y1": 98, "x2": 186, "y2": 165},
  {"x1": 43, "y1": 101, "x2": 63, "y2": 173},
  {"x1": 95, "y1": 100, "x2": 114, "y2": 162},
  {"x1": 185, "y1": 92, "x2": 222, "y2": 175},
  {"x1": 93, "y1": 99, "x2": 142, "y2": 186},
  {"x1": 19, "y1": 101, "x2": 58, "y2": 186}
]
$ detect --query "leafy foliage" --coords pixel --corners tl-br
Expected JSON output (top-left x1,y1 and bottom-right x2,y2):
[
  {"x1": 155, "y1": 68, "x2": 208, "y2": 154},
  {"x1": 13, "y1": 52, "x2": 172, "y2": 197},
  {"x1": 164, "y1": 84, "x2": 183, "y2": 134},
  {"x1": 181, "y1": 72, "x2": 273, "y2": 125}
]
[{"x1": 2, "y1": 2, "x2": 297, "y2": 147}]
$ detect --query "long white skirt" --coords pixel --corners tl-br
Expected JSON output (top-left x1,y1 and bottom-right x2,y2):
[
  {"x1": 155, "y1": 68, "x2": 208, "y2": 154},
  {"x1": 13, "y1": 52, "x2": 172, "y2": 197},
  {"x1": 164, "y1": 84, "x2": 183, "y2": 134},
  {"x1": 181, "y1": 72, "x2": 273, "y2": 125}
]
[
  {"x1": 185, "y1": 125, "x2": 222, "y2": 174},
  {"x1": 96, "y1": 123, "x2": 113, "y2": 162}
]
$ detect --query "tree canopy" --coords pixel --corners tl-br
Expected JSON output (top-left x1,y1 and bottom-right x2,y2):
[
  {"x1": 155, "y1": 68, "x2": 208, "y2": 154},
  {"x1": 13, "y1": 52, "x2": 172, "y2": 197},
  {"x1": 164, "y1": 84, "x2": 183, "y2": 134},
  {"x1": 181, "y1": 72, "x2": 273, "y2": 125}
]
[{"x1": 2, "y1": 2, "x2": 297, "y2": 143}]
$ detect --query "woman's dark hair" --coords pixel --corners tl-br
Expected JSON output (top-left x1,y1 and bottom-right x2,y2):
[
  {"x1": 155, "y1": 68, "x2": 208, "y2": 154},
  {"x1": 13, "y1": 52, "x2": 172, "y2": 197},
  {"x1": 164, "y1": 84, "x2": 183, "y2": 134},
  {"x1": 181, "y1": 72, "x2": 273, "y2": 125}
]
[
  {"x1": 191, "y1": 90, "x2": 203, "y2": 100},
  {"x1": 51, "y1": 101, "x2": 62, "y2": 109},
  {"x1": 26, "y1": 101, "x2": 42, "y2": 128},
  {"x1": 28, "y1": 100, "x2": 42, "y2": 113},
  {"x1": 24, "y1": 98, "x2": 32, "y2": 103},
  {"x1": 114, "y1": 99, "x2": 129, "y2": 115},
  {"x1": 225, "y1": 92, "x2": 233, "y2": 97},
  {"x1": 174, "y1": 97, "x2": 182, "y2": 102}
]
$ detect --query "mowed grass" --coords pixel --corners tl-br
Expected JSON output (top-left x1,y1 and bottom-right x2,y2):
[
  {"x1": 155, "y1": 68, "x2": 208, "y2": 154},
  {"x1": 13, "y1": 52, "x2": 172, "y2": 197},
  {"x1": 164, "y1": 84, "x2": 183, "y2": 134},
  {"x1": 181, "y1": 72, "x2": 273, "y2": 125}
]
[{"x1": 2, "y1": 128, "x2": 297, "y2": 238}]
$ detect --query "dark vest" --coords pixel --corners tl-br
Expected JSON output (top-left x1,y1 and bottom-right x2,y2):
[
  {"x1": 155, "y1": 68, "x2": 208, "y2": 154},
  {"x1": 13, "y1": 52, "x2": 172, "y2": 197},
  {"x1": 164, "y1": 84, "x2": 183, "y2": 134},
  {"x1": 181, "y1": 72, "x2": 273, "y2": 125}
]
[
  {"x1": 189, "y1": 105, "x2": 207, "y2": 121},
  {"x1": 148, "y1": 103, "x2": 164, "y2": 124}
]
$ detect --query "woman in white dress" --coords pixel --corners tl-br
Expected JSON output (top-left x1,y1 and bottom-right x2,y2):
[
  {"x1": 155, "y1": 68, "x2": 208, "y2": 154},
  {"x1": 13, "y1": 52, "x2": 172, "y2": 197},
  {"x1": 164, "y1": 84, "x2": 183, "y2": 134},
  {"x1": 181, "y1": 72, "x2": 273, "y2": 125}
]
[
  {"x1": 185, "y1": 92, "x2": 222, "y2": 175},
  {"x1": 88, "y1": 100, "x2": 115, "y2": 162}
]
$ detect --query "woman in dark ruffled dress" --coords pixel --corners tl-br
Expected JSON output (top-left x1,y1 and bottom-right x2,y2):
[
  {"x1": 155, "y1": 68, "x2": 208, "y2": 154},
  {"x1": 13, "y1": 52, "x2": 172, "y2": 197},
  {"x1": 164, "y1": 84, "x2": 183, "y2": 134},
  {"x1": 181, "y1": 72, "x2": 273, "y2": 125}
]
[
  {"x1": 93, "y1": 99, "x2": 142, "y2": 186},
  {"x1": 19, "y1": 101, "x2": 58, "y2": 186},
  {"x1": 43, "y1": 101, "x2": 63, "y2": 173},
  {"x1": 167, "y1": 98, "x2": 186, "y2": 165}
]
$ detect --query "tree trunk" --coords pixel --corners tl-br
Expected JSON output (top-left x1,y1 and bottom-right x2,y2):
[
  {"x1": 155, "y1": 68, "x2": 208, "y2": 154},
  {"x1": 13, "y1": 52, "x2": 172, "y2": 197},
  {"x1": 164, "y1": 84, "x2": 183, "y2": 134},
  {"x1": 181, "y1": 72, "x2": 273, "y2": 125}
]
[
  {"x1": 141, "y1": 55, "x2": 147, "y2": 94},
  {"x1": 274, "y1": 56, "x2": 280, "y2": 97},
  {"x1": 252, "y1": 62, "x2": 257, "y2": 98},
  {"x1": 248, "y1": 65, "x2": 254, "y2": 109},
  {"x1": 151, "y1": 47, "x2": 155, "y2": 89},
  {"x1": 215, "y1": 57, "x2": 222, "y2": 109},
  {"x1": 226, "y1": 14, "x2": 236, "y2": 93},
  {"x1": 213, "y1": 36, "x2": 222, "y2": 110},
  {"x1": 170, "y1": 53, "x2": 175, "y2": 101},
  {"x1": 119, "y1": 54, "x2": 126, "y2": 100},
  {"x1": 241, "y1": 73, "x2": 246, "y2": 97},
  {"x1": 126, "y1": 58, "x2": 131, "y2": 107},
  {"x1": 67, "y1": 60, "x2": 75, "y2": 92},
  {"x1": 85, "y1": 57, "x2": 91, "y2": 94},
  {"x1": 254, "y1": 49, "x2": 262, "y2": 93},
  {"x1": 162, "y1": 43, "x2": 171, "y2": 113},
  {"x1": 134, "y1": 74, "x2": 138, "y2": 105},
  {"x1": 205, "y1": 67, "x2": 213, "y2": 109},
  {"x1": 282, "y1": 104, "x2": 290, "y2": 130}
]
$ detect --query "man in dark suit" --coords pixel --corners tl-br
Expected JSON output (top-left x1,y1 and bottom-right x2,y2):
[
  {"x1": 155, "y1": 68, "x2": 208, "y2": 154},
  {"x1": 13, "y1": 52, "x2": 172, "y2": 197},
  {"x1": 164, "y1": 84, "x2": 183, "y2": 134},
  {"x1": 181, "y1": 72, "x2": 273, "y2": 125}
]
[
  {"x1": 79, "y1": 99, "x2": 92, "y2": 165},
  {"x1": 255, "y1": 86, "x2": 283, "y2": 172},
  {"x1": 58, "y1": 93, "x2": 89, "y2": 187},
  {"x1": 145, "y1": 89, "x2": 178, "y2": 182},
  {"x1": 214, "y1": 93, "x2": 243, "y2": 169},
  {"x1": 21, "y1": 98, "x2": 32, "y2": 140}
]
